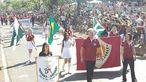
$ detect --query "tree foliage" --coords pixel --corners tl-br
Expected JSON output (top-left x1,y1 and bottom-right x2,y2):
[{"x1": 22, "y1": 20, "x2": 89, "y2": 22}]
[
  {"x1": 10, "y1": 0, "x2": 23, "y2": 10},
  {"x1": 2, "y1": 0, "x2": 74, "y2": 11},
  {"x1": 0, "y1": 2, "x2": 7, "y2": 10}
]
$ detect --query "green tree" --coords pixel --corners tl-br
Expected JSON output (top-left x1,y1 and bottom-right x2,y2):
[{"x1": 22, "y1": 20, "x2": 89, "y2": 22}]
[
  {"x1": 21, "y1": 0, "x2": 35, "y2": 10},
  {"x1": 10, "y1": 0, "x2": 22, "y2": 10},
  {"x1": 0, "y1": 2, "x2": 7, "y2": 10}
]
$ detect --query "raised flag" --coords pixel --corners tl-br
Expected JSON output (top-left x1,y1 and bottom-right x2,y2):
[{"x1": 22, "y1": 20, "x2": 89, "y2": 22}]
[
  {"x1": 93, "y1": 17, "x2": 106, "y2": 37},
  {"x1": 10, "y1": 18, "x2": 25, "y2": 48},
  {"x1": 48, "y1": 16, "x2": 60, "y2": 44}
]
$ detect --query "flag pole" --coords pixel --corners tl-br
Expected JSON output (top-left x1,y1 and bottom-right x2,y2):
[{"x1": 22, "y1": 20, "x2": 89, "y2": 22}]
[{"x1": 19, "y1": 25, "x2": 37, "y2": 51}]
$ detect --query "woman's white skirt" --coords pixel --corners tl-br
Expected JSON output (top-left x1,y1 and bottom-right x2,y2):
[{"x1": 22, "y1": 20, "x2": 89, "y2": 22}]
[
  {"x1": 27, "y1": 41, "x2": 33, "y2": 49},
  {"x1": 62, "y1": 48, "x2": 72, "y2": 58}
]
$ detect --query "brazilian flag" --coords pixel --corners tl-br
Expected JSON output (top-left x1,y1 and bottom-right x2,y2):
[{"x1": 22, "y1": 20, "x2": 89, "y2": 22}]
[{"x1": 48, "y1": 16, "x2": 60, "y2": 44}]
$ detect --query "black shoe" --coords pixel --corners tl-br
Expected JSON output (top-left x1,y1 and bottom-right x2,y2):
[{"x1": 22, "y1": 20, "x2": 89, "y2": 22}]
[
  {"x1": 132, "y1": 79, "x2": 137, "y2": 82},
  {"x1": 87, "y1": 80, "x2": 92, "y2": 82}
]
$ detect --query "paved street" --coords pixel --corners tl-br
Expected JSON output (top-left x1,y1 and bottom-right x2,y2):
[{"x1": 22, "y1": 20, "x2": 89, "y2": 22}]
[{"x1": 0, "y1": 25, "x2": 146, "y2": 82}]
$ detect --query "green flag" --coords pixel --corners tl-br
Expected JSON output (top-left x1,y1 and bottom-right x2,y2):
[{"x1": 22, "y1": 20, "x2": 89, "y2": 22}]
[
  {"x1": 93, "y1": 17, "x2": 106, "y2": 37},
  {"x1": 48, "y1": 16, "x2": 60, "y2": 44},
  {"x1": 10, "y1": 18, "x2": 25, "y2": 47}
]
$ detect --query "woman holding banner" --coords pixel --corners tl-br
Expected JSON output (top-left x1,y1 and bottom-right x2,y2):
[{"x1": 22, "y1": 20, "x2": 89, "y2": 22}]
[
  {"x1": 122, "y1": 33, "x2": 137, "y2": 82},
  {"x1": 61, "y1": 32, "x2": 75, "y2": 74},
  {"x1": 39, "y1": 43, "x2": 52, "y2": 57},
  {"x1": 26, "y1": 28, "x2": 35, "y2": 64},
  {"x1": 80, "y1": 28, "x2": 100, "y2": 82}
]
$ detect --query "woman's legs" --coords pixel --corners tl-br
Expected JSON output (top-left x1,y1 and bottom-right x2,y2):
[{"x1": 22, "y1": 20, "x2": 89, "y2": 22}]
[
  {"x1": 68, "y1": 58, "x2": 71, "y2": 73},
  {"x1": 28, "y1": 49, "x2": 32, "y2": 61},
  {"x1": 63, "y1": 59, "x2": 67, "y2": 71},
  {"x1": 62, "y1": 58, "x2": 72, "y2": 73}
]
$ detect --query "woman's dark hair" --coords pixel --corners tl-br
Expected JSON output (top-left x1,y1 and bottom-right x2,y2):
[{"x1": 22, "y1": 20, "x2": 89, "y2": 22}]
[
  {"x1": 129, "y1": 33, "x2": 132, "y2": 41},
  {"x1": 63, "y1": 32, "x2": 69, "y2": 41},
  {"x1": 42, "y1": 42, "x2": 50, "y2": 53},
  {"x1": 39, "y1": 43, "x2": 52, "y2": 56},
  {"x1": 127, "y1": 33, "x2": 132, "y2": 41}
]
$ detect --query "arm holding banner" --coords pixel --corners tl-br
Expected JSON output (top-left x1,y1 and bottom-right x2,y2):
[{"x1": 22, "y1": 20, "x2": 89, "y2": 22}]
[
  {"x1": 133, "y1": 46, "x2": 136, "y2": 61},
  {"x1": 96, "y1": 38, "x2": 103, "y2": 59},
  {"x1": 80, "y1": 47, "x2": 84, "y2": 63},
  {"x1": 121, "y1": 45, "x2": 124, "y2": 62}
]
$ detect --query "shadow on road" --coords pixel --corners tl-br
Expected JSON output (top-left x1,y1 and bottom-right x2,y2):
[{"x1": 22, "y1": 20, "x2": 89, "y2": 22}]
[
  {"x1": 6, "y1": 61, "x2": 36, "y2": 69},
  {"x1": 60, "y1": 70, "x2": 122, "y2": 81},
  {"x1": 6, "y1": 62, "x2": 26, "y2": 69},
  {"x1": 3, "y1": 38, "x2": 11, "y2": 41},
  {"x1": 3, "y1": 45, "x2": 11, "y2": 48},
  {"x1": 3, "y1": 44, "x2": 21, "y2": 48},
  {"x1": 23, "y1": 61, "x2": 36, "y2": 66},
  {"x1": 36, "y1": 44, "x2": 43, "y2": 47},
  {"x1": 136, "y1": 56, "x2": 146, "y2": 60},
  {"x1": 4, "y1": 41, "x2": 11, "y2": 44}
]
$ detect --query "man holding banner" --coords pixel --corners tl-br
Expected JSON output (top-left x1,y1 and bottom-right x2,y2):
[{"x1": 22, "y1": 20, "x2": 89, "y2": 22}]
[{"x1": 80, "y1": 28, "x2": 100, "y2": 82}]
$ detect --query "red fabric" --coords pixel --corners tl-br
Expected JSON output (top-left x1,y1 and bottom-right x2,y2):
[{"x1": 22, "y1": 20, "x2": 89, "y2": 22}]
[
  {"x1": 102, "y1": 23, "x2": 108, "y2": 30},
  {"x1": 122, "y1": 41, "x2": 134, "y2": 60},
  {"x1": 109, "y1": 32, "x2": 118, "y2": 36},
  {"x1": 76, "y1": 36, "x2": 121, "y2": 70},
  {"x1": 82, "y1": 37, "x2": 100, "y2": 61},
  {"x1": 101, "y1": 36, "x2": 121, "y2": 68},
  {"x1": 26, "y1": 35, "x2": 34, "y2": 41}
]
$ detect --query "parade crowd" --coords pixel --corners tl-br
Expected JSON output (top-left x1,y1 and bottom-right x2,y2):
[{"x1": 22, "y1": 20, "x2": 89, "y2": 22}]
[{"x1": 0, "y1": 1, "x2": 146, "y2": 82}]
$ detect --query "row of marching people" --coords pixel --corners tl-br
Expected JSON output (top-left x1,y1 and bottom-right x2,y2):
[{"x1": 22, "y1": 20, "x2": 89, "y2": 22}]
[{"x1": 24, "y1": 26, "x2": 137, "y2": 82}]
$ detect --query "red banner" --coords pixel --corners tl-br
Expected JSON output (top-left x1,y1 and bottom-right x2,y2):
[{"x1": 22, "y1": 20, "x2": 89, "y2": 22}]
[{"x1": 76, "y1": 36, "x2": 121, "y2": 70}]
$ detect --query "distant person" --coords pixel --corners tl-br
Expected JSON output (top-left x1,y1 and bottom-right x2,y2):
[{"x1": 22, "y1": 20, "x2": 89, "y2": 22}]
[
  {"x1": 4, "y1": 16, "x2": 8, "y2": 25},
  {"x1": 121, "y1": 33, "x2": 137, "y2": 82},
  {"x1": 80, "y1": 28, "x2": 100, "y2": 82},
  {"x1": 1, "y1": 16, "x2": 4, "y2": 25},
  {"x1": 9, "y1": 17, "x2": 14, "y2": 25},
  {"x1": 31, "y1": 15, "x2": 35, "y2": 27},
  {"x1": 43, "y1": 20, "x2": 50, "y2": 42},
  {"x1": 60, "y1": 14, "x2": 67, "y2": 29}
]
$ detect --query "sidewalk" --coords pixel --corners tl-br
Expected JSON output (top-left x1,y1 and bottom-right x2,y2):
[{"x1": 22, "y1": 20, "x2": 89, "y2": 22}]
[
  {"x1": 0, "y1": 26, "x2": 4, "y2": 82},
  {"x1": 0, "y1": 47, "x2": 4, "y2": 82}
]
